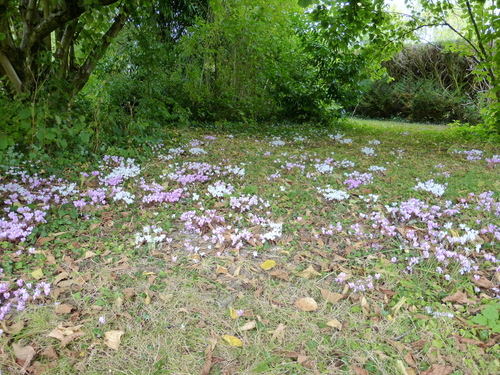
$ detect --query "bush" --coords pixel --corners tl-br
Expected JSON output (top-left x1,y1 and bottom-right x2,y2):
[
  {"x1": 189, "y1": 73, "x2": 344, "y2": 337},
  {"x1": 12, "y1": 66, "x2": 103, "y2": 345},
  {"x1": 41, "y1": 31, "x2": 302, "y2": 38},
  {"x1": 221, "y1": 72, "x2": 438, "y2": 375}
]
[
  {"x1": 353, "y1": 42, "x2": 482, "y2": 124},
  {"x1": 356, "y1": 77, "x2": 481, "y2": 124}
]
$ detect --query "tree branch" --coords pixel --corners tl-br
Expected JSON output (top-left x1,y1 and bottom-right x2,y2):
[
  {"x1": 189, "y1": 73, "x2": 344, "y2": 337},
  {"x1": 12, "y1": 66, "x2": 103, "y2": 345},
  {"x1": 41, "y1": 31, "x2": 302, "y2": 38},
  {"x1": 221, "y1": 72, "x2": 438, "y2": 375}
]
[
  {"x1": 0, "y1": 1, "x2": 15, "y2": 50},
  {"x1": 72, "y1": 9, "x2": 128, "y2": 94},
  {"x1": 20, "y1": 0, "x2": 38, "y2": 50},
  {"x1": 464, "y1": 0, "x2": 496, "y2": 84},
  {"x1": 55, "y1": 20, "x2": 78, "y2": 79},
  {"x1": 28, "y1": 7, "x2": 85, "y2": 49},
  {"x1": 0, "y1": 50, "x2": 23, "y2": 94},
  {"x1": 27, "y1": 0, "x2": 122, "y2": 50}
]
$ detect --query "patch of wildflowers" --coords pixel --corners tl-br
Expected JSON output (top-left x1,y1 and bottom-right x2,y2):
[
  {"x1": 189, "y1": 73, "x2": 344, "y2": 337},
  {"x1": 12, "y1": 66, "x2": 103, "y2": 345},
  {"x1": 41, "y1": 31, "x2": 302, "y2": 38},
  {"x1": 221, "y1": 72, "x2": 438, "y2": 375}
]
[
  {"x1": 317, "y1": 187, "x2": 350, "y2": 201},
  {"x1": 207, "y1": 181, "x2": 235, "y2": 198},
  {"x1": 413, "y1": 179, "x2": 447, "y2": 197}
]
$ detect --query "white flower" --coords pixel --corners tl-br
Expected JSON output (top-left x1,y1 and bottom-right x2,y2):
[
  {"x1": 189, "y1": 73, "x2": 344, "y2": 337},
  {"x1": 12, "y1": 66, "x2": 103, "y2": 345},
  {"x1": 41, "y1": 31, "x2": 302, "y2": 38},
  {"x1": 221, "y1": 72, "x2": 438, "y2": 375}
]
[
  {"x1": 134, "y1": 225, "x2": 166, "y2": 247},
  {"x1": 413, "y1": 179, "x2": 446, "y2": 197},
  {"x1": 361, "y1": 147, "x2": 377, "y2": 156},
  {"x1": 113, "y1": 190, "x2": 135, "y2": 204},
  {"x1": 317, "y1": 187, "x2": 350, "y2": 201},
  {"x1": 314, "y1": 163, "x2": 334, "y2": 174},
  {"x1": 207, "y1": 181, "x2": 234, "y2": 198},
  {"x1": 336, "y1": 159, "x2": 355, "y2": 168},
  {"x1": 189, "y1": 147, "x2": 207, "y2": 155},
  {"x1": 168, "y1": 148, "x2": 185, "y2": 156},
  {"x1": 368, "y1": 165, "x2": 386, "y2": 172},
  {"x1": 260, "y1": 221, "x2": 283, "y2": 242},
  {"x1": 269, "y1": 137, "x2": 286, "y2": 147},
  {"x1": 339, "y1": 138, "x2": 353, "y2": 144},
  {"x1": 225, "y1": 165, "x2": 245, "y2": 177},
  {"x1": 51, "y1": 183, "x2": 79, "y2": 197}
]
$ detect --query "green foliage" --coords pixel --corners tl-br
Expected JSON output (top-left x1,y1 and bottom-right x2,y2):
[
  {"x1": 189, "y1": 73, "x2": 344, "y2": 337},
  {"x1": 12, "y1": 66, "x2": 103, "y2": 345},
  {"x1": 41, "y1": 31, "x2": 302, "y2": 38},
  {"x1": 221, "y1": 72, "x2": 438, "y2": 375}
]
[
  {"x1": 356, "y1": 76, "x2": 481, "y2": 124},
  {"x1": 173, "y1": 0, "x2": 331, "y2": 122},
  {"x1": 412, "y1": 0, "x2": 500, "y2": 133},
  {"x1": 90, "y1": 0, "x2": 337, "y2": 125},
  {"x1": 305, "y1": 0, "x2": 500, "y2": 134},
  {"x1": 471, "y1": 303, "x2": 500, "y2": 333}
]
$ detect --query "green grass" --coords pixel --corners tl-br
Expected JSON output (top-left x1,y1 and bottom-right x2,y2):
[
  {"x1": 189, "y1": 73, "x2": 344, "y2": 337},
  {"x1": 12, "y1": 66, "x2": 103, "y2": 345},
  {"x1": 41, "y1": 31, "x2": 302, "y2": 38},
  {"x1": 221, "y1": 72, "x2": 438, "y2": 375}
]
[{"x1": 1, "y1": 119, "x2": 500, "y2": 374}]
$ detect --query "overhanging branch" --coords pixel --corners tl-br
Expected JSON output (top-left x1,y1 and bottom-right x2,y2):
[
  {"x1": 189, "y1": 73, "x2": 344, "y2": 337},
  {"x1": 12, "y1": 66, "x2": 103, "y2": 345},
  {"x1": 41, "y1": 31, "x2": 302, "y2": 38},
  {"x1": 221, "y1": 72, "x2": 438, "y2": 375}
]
[
  {"x1": 72, "y1": 9, "x2": 128, "y2": 93},
  {"x1": 27, "y1": 0, "x2": 122, "y2": 50},
  {"x1": 0, "y1": 50, "x2": 22, "y2": 94}
]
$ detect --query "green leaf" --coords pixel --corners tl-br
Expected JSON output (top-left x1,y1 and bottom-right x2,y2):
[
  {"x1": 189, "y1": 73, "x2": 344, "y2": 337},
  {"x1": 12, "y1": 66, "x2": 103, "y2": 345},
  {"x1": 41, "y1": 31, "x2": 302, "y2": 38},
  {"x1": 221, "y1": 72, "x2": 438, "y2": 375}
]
[
  {"x1": 18, "y1": 108, "x2": 32, "y2": 120},
  {"x1": 45, "y1": 128, "x2": 58, "y2": 140},
  {"x1": 0, "y1": 137, "x2": 11, "y2": 150},
  {"x1": 482, "y1": 305, "x2": 499, "y2": 322},
  {"x1": 79, "y1": 131, "x2": 91, "y2": 144},
  {"x1": 0, "y1": 32, "x2": 6, "y2": 41},
  {"x1": 471, "y1": 314, "x2": 488, "y2": 326},
  {"x1": 298, "y1": 0, "x2": 315, "y2": 8},
  {"x1": 254, "y1": 361, "x2": 271, "y2": 372}
]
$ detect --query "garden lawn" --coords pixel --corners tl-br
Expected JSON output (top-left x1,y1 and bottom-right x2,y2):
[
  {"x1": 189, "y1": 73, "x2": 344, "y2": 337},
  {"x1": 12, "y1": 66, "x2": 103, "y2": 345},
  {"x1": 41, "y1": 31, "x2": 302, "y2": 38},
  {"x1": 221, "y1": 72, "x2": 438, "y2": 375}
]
[{"x1": 1, "y1": 120, "x2": 500, "y2": 375}]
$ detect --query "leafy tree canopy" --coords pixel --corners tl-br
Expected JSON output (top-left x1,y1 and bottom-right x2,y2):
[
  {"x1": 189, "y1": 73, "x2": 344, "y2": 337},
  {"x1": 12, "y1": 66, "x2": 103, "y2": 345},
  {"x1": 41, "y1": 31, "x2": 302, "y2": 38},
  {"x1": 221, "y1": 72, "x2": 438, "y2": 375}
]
[
  {"x1": 0, "y1": 0, "x2": 207, "y2": 103},
  {"x1": 300, "y1": 0, "x2": 500, "y2": 132}
]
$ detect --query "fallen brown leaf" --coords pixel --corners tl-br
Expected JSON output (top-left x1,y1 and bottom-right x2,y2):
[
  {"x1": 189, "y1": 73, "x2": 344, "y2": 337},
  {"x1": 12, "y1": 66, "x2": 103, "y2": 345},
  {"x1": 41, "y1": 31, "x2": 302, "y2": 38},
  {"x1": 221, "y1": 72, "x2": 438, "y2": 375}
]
[
  {"x1": 269, "y1": 270, "x2": 290, "y2": 281},
  {"x1": 200, "y1": 338, "x2": 218, "y2": 375},
  {"x1": 472, "y1": 276, "x2": 494, "y2": 289},
  {"x1": 104, "y1": 330, "x2": 124, "y2": 350},
  {"x1": 122, "y1": 288, "x2": 136, "y2": 299},
  {"x1": 26, "y1": 360, "x2": 58, "y2": 375},
  {"x1": 12, "y1": 343, "x2": 36, "y2": 367},
  {"x1": 360, "y1": 296, "x2": 370, "y2": 315},
  {"x1": 295, "y1": 297, "x2": 318, "y2": 312},
  {"x1": 36, "y1": 237, "x2": 54, "y2": 246},
  {"x1": 353, "y1": 366, "x2": 369, "y2": 375},
  {"x1": 326, "y1": 319, "x2": 342, "y2": 330},
  {"x1": 452, "y1": 335, "x2": 485, "y2": 347},
  {"x1": 0, "y1": 320, "x2": 24, "y2": 335},
  {"x1": 421, "y1": 364, "x2": 454, "y2": 375},
  {"x1": 442, "y1": 290, "x2": 475, "y2": 304},
  {"x1": 239, "y1": 321, "x2": 256, "y2": 331},
  {"x1": 40, "y1": 346, "x2": 58, "y2": 360},
  {"x1": 12, "y1": 343, "x2": 35, "y2": 368},
  {"x1": 485, "y1": 334, "x2": 500, "y2": 348},
  {"x1": 385, "y1": 339, "x2": 408, "y2": 353},
  {"x1": 47, "y1": 324, "x2": 85, "y2": 346},
  {"x1": 269, "y1": 323, "x2": 286, "y2": 344},
  {"x1": 216, "y1": 265, "x2": 228, "y2": 274},
  {"x1": 53, "y1": 272, "x2": 69, "y2": 285},
  {"x1": 297, "y1": 354, "x2": 316, "y2": 370},
  {"x1": 404, "y1": 352, "x2": 417, "y2": 367},
  {"x1": 297, "y1": 265, "x2": 321, "y2": 279},
  {"x1": 84, "y1": 250, "x2": 97, "y2": 259},
  {"x1": 55, "y1": 303, "x2": 74, "y2": 315},
  {"x1": 409, "y1": 339, "x2": 427, "y2": 350},
  {"x1": 317, "y1": 287, "x2": 343, "y2": 304}
]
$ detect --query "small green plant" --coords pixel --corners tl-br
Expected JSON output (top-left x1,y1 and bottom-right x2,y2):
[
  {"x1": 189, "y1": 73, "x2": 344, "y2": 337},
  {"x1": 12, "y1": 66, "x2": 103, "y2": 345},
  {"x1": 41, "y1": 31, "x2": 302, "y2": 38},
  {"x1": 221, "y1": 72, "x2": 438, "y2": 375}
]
[{"x1": 471, "y1": 303, "x2": 500, "y2": 333}]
